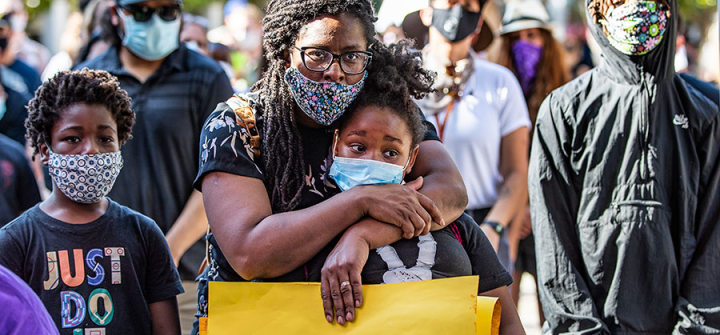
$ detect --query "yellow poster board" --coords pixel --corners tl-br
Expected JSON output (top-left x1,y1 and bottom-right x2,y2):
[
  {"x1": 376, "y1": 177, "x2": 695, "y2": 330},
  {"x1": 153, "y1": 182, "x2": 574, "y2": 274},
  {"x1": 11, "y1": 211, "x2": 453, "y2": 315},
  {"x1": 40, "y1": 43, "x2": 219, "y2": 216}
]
[{"x1": 206, "y1": 276, "x2": 501, "y2": 335}]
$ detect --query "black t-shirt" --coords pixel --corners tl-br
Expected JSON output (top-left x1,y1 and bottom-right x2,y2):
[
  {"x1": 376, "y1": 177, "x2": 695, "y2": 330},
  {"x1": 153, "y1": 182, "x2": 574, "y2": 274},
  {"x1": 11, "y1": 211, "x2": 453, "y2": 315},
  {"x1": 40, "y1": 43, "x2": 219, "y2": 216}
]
[
  {"x1": 0, "y1": 200, "x2": 184, "y2": 335},
  {"x1": 79, "y1": 46, "x2": 234, "y2": 280},
  {"x1": 0, "y1": 133, "x2": 41, "y2": 226},
  {"x1": 362, "y1": 213, "x2": 512, "y2": 294}
]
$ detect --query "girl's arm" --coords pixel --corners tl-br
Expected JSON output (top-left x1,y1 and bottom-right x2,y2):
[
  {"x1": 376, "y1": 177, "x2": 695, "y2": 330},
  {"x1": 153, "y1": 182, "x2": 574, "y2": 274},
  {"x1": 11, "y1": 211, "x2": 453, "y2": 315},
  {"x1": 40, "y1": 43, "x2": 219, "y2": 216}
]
[
  {"x1": 149, "y1": 297, "x2": 181, "y2": 335},
  {"x1": 202, "y1": 171, "x2": 442, "y2": 280}
]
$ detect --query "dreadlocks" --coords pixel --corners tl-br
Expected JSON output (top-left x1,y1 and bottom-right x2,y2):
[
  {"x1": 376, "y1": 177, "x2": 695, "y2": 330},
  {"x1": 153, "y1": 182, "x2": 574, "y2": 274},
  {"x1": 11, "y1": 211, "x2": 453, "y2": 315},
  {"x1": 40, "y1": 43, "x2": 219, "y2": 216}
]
[
  {"x1": 341, "y1": 40, "x2": 434, "y2": 148},
  {"x1": 255, "y1": 0, "x2": 377, "y2": 212},
  {"x1": 25, "y1": 68, "x2": 135, "y2": 157}
]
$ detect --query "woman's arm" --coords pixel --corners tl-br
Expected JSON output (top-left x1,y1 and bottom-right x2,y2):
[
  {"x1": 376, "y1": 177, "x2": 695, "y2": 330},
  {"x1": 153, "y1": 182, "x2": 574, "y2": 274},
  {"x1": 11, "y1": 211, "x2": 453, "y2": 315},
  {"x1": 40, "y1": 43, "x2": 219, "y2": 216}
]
[
  {"x1": 202, "y1": 171, "x2": 442, "y2": 280},
  {"x1": 406, "y1": 140, "x2": 468, "y2": 229},
  {"x1": 149, "y1": 298, "x2": 181, "y2": 335},
  {"x1": 482, "y1": 127, "x2": 530, "y2": 249}
]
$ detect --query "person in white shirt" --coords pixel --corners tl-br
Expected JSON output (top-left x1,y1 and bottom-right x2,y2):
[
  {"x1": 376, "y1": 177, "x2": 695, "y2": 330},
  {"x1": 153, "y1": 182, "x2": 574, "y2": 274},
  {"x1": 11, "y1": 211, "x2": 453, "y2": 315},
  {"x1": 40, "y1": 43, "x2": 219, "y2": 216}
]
[{"x1": 416, "y1": 0, "x2": 530, "y2": 272}]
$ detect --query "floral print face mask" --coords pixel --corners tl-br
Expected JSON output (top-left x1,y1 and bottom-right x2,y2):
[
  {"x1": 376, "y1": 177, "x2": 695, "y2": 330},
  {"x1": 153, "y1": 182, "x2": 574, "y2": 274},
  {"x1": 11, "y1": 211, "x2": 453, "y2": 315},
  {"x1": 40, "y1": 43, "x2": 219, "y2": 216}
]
[
  {"x1": 600, "y1": 0, "x2": 667, "y2": 56},
  {"x1": 47, "y1": 148, "x2": 123, "y2": 204},
  {"x1": 284, "y1": 66, "x2": 367, "y2": 126}
]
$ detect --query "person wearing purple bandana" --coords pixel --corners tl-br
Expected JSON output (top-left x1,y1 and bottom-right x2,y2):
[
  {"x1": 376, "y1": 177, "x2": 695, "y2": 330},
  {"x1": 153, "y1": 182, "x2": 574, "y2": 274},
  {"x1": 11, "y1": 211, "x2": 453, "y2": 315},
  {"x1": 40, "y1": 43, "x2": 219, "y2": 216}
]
[
  {"x1": 529, "y1": 0, "x2": 720, "y2": 333},
  {"x1": 416, "y1": 0, "x2": 531, "y2": 275},
  {"x1": 489, "y1": 0, "x2": 571, "y2": 324}
]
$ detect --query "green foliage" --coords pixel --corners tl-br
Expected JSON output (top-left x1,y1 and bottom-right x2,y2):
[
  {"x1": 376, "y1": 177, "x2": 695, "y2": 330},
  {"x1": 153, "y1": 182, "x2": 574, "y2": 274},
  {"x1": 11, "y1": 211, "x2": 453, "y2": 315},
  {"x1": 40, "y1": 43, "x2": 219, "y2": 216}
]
[{"x1": 677, "y1": 0, "x2": 717, "y2": 25}]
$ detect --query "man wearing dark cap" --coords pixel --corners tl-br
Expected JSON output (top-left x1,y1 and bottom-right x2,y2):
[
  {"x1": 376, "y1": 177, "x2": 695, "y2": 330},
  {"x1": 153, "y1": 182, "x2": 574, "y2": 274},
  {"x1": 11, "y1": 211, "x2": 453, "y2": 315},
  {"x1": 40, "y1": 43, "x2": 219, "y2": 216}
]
[{"x1": 77, "y1": 1, "x2": 233, "y2": 333}]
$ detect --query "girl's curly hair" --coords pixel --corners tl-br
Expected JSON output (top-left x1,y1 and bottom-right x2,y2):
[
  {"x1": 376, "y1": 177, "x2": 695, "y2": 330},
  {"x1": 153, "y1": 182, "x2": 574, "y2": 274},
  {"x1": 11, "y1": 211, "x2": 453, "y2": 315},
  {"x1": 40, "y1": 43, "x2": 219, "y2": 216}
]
[
  {"x1": 25, "y1": 68, "x2": 135, "y2": 156},
  {"x1": 340, "y1": 39, "x2": 434, "y2": 148}
]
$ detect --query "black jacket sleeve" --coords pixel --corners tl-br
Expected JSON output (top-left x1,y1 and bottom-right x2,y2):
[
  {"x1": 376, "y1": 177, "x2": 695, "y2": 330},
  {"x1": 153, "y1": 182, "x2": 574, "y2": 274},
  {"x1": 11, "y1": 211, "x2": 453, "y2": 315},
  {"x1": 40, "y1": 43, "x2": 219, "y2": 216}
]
[{"x1": 673, "y1": 100, "x2": 720, "y2": 333}]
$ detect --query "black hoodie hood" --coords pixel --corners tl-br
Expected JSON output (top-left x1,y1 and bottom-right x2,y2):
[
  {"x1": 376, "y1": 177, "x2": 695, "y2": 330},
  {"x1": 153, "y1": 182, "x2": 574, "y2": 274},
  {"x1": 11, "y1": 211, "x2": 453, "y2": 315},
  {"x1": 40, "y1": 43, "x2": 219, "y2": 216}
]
[{"x1": 587, "y1": 0, "x2": 677, "y2": 85}]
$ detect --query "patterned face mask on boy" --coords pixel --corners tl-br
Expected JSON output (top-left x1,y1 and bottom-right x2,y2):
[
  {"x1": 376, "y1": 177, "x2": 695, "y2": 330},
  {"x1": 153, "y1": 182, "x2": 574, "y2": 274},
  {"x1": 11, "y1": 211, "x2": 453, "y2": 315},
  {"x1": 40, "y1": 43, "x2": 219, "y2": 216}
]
[
  {"x1": 600, "y1": 0, "x2": 667, "y2": 56},
  {"x1": 47, "y1": 148, "x2": 124, "y2": 204},
  {"x1": 284, "y1": 66, "x2": 367, "y2": 126}
]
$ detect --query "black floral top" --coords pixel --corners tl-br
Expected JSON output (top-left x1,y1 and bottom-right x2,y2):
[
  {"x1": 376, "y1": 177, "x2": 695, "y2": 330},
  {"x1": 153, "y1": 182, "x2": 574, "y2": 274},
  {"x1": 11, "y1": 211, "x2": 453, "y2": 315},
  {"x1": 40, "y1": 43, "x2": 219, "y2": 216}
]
[{"x1": 191, "y1": 93, "x2": 439, "y2": 322}]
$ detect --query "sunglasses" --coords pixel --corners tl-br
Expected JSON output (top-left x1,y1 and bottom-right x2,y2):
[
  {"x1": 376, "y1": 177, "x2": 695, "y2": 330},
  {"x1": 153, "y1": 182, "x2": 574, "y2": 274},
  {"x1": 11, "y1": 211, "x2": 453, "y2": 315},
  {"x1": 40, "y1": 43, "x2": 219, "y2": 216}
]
[{"x1": 118, "y1": 4, "x2": 181, "y2": 22}]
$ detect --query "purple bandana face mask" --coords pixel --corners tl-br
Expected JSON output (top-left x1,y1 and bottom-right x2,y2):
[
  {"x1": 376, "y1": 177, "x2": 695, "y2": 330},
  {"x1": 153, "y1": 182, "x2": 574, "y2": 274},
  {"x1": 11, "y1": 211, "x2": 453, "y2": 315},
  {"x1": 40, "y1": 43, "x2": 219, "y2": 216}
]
[
  {"x1": 284, "y1": 66, "x2": 367, "y2": 126},
  {"x1": 512, "y1": 40, "x2": 543, "y2": 96}
]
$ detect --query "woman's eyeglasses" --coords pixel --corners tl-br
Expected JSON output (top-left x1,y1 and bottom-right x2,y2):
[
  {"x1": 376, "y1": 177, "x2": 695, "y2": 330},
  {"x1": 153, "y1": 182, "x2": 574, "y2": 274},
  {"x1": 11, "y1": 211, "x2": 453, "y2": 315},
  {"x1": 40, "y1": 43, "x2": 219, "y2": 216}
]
[
  {"x1": 118, "y1": 4, "x2": 181, "y2": 22},
  {"x1": 294, "y1": 46, "x2": 372, "y2": 75}
]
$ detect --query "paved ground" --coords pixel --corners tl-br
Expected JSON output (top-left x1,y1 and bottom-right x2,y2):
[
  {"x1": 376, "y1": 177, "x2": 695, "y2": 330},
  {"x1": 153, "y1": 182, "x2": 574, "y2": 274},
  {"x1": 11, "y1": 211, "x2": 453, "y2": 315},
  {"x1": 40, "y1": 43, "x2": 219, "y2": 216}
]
[{"x1": 517, "y1": 273, "x2": 542, "y2": 335}]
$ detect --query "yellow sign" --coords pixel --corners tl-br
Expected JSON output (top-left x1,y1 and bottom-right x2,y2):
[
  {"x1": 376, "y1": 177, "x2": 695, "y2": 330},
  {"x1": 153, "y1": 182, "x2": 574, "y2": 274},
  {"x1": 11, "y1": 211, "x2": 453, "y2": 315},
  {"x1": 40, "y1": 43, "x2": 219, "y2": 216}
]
[{"x1": 206, "y1": 276, "x2": 501, "y2": 334}]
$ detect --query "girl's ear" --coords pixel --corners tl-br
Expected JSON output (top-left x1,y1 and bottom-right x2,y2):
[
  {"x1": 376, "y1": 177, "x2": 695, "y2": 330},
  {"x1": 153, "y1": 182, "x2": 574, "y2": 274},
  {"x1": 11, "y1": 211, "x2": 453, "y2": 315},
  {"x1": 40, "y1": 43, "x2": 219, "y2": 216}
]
[
  {"x1": 39, "y1": 142, "x2": 50, "y2": 166},
  {"x1": 404, "y1": 144, "x2": 420, "y2": 176}
]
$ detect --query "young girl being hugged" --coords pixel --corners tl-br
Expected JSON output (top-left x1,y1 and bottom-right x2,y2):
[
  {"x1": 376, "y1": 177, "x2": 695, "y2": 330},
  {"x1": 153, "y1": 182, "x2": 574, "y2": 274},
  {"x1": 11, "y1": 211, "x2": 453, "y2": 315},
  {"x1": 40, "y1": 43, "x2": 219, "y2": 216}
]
[{"x1": 0, "y1": 69, "x2": 184, "y2": 335}]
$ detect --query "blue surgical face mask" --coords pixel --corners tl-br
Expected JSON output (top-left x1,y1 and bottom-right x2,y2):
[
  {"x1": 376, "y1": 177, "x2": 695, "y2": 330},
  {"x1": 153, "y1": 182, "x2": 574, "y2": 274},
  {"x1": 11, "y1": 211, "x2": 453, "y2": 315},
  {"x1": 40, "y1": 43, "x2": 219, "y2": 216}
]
[
  {"x1": 117, "y1": 9, "x2": 180, "y2": 61},
  {"x1": 328, "y1": 132, "x2": 410, "y2": 191}
]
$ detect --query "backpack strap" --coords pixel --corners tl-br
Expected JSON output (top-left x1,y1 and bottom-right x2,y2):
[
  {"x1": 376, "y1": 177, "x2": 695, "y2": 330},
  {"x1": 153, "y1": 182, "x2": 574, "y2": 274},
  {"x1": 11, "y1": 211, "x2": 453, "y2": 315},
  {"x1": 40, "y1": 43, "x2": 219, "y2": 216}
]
[{"x1": 226, "y1": 95, "x2": 261, "y2": 158}]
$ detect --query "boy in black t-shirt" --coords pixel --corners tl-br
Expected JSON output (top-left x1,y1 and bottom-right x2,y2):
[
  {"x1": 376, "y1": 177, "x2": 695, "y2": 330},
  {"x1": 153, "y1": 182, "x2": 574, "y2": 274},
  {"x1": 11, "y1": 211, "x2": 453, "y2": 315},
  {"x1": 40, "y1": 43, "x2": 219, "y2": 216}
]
[{"x1": 0, "y1": 69, "x2": 184, "y2": 335}]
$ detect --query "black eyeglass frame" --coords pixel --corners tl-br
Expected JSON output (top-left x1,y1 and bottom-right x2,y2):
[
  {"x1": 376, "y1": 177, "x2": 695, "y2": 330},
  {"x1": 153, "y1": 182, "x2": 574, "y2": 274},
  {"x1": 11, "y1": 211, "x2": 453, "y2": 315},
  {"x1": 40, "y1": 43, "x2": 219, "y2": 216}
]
[
  {"x1": 293, "y1": 46, "x2": 373, "y2": 75},
  {"x1": 118, "y1": 4, "x2": 182, "y2": 23}
]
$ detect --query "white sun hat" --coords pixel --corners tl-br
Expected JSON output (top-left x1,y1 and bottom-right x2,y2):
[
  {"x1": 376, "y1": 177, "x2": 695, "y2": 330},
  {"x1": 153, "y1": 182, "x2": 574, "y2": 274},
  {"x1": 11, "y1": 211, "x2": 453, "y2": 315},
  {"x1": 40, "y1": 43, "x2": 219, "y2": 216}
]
[{"x1": 498, "y1": 0, "x2": 551, "y2": 35}]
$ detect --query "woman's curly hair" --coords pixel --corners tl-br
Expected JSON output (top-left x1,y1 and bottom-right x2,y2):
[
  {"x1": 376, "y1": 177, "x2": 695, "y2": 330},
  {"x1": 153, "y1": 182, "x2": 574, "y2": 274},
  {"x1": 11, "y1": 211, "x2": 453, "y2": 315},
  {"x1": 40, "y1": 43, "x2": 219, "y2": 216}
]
[
  {"x1": 255, "y1": 0, "x2": 377, "y2": 212},
  {"x1": 340, "y1": 40, "x2": 434, "y2": 148},
  {"x1": 25, "y1": 68, "x2": 135, "y2": 157}
]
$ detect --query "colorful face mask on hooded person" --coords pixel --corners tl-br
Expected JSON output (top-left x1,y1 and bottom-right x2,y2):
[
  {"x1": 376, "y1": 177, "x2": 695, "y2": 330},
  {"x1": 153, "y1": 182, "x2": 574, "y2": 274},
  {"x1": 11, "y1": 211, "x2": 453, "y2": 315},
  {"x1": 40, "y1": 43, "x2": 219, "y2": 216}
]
[{"x1": 599, "y1": 0, "x2": 668, "y2": 56}]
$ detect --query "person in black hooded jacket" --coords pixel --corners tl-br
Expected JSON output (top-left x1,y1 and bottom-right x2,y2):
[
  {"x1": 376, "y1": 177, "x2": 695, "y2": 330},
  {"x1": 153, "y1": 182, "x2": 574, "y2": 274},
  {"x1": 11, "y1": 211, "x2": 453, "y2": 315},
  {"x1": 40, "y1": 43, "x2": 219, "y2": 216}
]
[{"x1": 529, "y1": 0, "x2": 720, "y2": 334}]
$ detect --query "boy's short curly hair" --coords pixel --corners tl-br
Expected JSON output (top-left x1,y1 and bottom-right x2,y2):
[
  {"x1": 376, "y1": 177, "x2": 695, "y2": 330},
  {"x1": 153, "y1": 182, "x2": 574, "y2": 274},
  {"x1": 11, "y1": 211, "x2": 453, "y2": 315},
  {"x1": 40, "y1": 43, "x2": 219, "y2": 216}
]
[
  {"x1": 341, "y1": 40, "x2": 434, "y2": 148},
  {"x1": 25, "y1": 68, "x2": 135, "y2": 156}
]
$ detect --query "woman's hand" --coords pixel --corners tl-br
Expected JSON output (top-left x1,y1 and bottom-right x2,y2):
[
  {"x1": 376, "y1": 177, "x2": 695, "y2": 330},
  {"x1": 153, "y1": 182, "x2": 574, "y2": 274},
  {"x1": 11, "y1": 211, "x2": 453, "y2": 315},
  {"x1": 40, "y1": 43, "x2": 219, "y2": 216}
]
[
  {"x1": 356, "y1": 177, "x2": 445, "y2": 239},
  {"x1": 321, "y1": 230, "x2": 370, "y2": 325}
]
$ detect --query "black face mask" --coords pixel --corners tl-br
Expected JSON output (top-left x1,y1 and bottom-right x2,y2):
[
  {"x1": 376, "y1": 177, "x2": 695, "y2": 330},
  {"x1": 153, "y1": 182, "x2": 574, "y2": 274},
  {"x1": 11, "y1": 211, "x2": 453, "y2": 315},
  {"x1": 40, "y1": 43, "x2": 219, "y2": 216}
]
[
  {"x1": 0, "y1": 37, "x2": 7, "y2": 53},
  {"x1": 431, "y1": 5, "x2": 481, "y2": 43}
]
